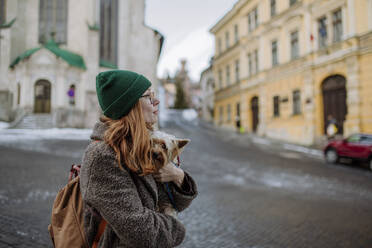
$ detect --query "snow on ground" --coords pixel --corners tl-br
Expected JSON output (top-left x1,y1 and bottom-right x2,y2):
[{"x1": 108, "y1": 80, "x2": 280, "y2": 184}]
[
  {"x1": 0, "y1": 122, "x2": 9, "y2": 129},
  {"x1": 0, "y1": 128, "x2": 92, "y2": 142}
]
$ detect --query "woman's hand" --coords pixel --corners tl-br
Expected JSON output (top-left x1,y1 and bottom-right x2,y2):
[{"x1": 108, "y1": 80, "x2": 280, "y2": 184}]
[{"x1": 153, "y1": 163, "x2": 185, "y2": 188}]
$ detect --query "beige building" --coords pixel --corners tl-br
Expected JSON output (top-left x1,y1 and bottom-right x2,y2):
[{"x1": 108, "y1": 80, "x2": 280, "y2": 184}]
[
  {"x1": 210, "y1": 0, "x2": 372, "y2": 145},
  {"x1": 0, "y1": 0, "x2": 163, "y2": 128}
]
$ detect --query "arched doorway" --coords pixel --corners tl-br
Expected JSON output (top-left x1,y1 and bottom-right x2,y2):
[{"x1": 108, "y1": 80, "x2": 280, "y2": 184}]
[
  {"x1": 251, "y1": 96, "x2": 259, "y2": 133},
  {"x1": 322, "y1": 75, "x2": 347, "y2": 135},
  {"x1": 34, "y1": 80, "x2": 51, "y2": 113}
]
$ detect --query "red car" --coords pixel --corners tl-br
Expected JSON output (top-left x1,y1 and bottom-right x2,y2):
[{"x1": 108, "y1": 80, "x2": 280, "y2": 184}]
[{"x1": 324, "y1": 133, "x2": 372, "y2": 170}]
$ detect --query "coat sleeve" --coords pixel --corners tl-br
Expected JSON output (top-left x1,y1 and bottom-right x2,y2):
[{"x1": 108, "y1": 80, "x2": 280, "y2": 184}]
[
  {"x1": 83, "y1": 153, "x2": 185, "y2": 248},
  {"x1": 167, "y1": 171, "x2": 198, "y2": 212}
]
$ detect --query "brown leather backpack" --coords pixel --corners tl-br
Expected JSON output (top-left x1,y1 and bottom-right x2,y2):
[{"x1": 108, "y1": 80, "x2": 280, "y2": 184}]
[{"x1": 48, "y1": 165, "x2": 106, "y2": 248}]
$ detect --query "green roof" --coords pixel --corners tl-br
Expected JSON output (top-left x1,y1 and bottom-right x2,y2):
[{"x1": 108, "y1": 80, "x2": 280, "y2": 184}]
[
  {"x1": 10, "y1": 40, "x2": 87, "y2": 70},
  {"x1": 99, "y1": 59, "x2": 118, "y2": 69}
]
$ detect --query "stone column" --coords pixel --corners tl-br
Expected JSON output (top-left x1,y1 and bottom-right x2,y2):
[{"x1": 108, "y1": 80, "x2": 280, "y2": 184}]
[{"x1": 303, "y1": 69, "x2": 315, "y2": 145}]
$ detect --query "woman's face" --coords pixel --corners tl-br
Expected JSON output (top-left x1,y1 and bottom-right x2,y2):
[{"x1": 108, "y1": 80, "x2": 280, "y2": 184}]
[{"x1": 139, "y1": 88, "x2": 159, "y2": 124}]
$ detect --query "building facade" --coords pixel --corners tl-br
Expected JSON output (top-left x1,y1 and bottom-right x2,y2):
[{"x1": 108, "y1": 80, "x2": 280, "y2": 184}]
[
  {"x1": 210, "y1": 0, "x2": 372, "y2": 145},
  {"x1": 0, "y1": 0, "x2": 163, "y2": 128},
  {"x1": 199, "y1": 63, "x2": 215, "y2": 122}
]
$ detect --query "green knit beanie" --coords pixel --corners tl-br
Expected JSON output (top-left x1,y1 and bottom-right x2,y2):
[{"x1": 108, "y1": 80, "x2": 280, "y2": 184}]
[{"x1": 96, "y1": 70, "x2": 151, "y2": 120}]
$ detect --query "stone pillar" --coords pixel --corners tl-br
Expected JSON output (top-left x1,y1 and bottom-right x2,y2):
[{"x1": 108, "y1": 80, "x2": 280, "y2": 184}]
[
  {"x1": 344, "y1": 55, "x2": 361, "y2": 136},
  {"x1": 258, "y1": 84, "x2": 266, "y2": 136}
]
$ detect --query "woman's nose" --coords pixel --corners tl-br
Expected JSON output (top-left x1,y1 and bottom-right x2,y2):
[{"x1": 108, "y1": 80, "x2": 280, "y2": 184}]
[{"x1": 153, "y1": 97, "x2": 160, "y2": 106}]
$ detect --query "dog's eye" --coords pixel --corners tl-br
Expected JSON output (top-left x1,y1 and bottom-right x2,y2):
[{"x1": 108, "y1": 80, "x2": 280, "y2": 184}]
[{"x1": 161, "y1": 143, "x2": 167, "y2": 149}]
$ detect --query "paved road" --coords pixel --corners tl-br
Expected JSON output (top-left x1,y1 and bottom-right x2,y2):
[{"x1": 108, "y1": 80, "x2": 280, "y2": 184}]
[{"x1": 1, "y1": 111, "x2": 372, "y2": 247}]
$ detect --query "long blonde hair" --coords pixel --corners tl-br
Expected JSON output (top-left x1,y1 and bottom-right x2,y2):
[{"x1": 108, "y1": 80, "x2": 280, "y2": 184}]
[{"x1": 100, "y1": 101, "x2": 155, "y2": 176}]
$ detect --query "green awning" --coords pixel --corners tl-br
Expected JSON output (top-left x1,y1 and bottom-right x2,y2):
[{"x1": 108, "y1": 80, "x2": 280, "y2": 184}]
[
  {"x1": 99, "y1": 59, "x2": 118, "y2": 69},
  {"x1": 10, "y1": 40, "x2": 87, "y2": 70},
  {"x1": 0, "y1": 18, "x2": 16, "y2": 29}
]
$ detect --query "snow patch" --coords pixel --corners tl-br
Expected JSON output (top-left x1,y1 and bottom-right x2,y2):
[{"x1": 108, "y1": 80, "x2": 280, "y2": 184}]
[
  {"x1": 283, "y1": 143, "x2": 323, "y2": 158},
  {"x1": 0, "y1": 128, "x2": 91, "y2": 142},
  {"x1": 0, "y1": 121, "x2": 9, "y2": 129},
  {"x1": 182, "y1": 109, "x2": 198, "y2": 121}
]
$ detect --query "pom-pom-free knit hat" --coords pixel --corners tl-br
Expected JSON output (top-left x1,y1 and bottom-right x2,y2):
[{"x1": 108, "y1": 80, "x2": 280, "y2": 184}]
[{"x1": 96, "y1": 70, "x2": 151, "y2": 120}]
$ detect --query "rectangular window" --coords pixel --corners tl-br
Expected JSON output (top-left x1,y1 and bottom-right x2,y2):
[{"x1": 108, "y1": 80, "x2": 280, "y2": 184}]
[
  {"x1": 218, "y1": 38, "x2": 222, "y2": 54},
  {"x1": 290, "y1": 31, "x2": 299, "y2": 60},
  {"x1": 248, "y1": 53, "x2": 252, "y2": 77},
  {"x1": 227, "y1": 104, "x2": 231, "y2": 122},
  {"x1": 0, "y1": 0, "x2": 6, "y2": 24},
  {"x1": 271, "y1": 0, "x2": 276, "y2": 17},
  {"x1": 332, "y1": 9, "x2": 343, "y2": 43},
  {"x1": 236, "y1": 102, "x2": 240, "y2": 117},
  {"x1": 226, "y1": 65, "x2": 230, "y2": 86},
  {"x1": 273, "y1": 96, "x2": 280, "y2": 117},
  {"x1": 100, "y1": 0, "x2": 118, "y2": 65},
  {"x1": 218, "y1": 69, "x2": 223, "y2": 89},
  {"x1": 318, "y1": 16, "x2": 327, "y2": 48},
  {"x1": 289, "y1": 0, "x2": 297, "y2": 6},
  {"x1": 225, "y1": 31, "x2": 230, "y2": 49},
  {"x1": 234, "y1": 24, "x2": 239, "y2": 43},
  {"x1": 254, "y1": 49, "x2": 259, "y2": 73},
  {"x1": 39, "y1": 0, "x2": 68, "y2": 44},
  {"x1": 219, "y1": 106, "x2": 223, "y2": 124},
  {"x1": 292, "y1": 90, "x2": 301, "y2": 115},
  {"x1": 272, "y1": 40, "x2": 278, "y2": 66},
  {"x1": 248, "y1": 7, "x2": 258, "y2": 33},
  {"x1": 235, "y1": 60, "x2": 240, "y2": 83}
]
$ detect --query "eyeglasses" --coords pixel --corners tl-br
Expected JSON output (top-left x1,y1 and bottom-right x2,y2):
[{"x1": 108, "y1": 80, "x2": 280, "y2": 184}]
[{"x1": 140, "y1": 91, "x2": 155, "y2": 105}]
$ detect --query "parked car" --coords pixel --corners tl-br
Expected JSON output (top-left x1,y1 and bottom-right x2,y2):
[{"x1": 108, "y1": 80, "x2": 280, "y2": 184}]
[{"x1": 324, "y1": 133, "x2": 372, "y2": 170}]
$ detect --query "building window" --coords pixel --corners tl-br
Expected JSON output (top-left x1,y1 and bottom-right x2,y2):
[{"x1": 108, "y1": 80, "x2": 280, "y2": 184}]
[
  {"x1": 248, "y1": 7, "x2": 258, "y2": 33},
  {"x1": 218, "y1": 38, "x2": 222, "y2": 54},
  {"x1": 273, "y1": 96, "x2": 280, "y2": 117},
  {"x1": 271, "y1": 0, "x2": 276, "y2": 17},
  {"x1": 219, "y1": 106, "x2": 223, "y2": 124},
  {"x1": 292, "y1": 90, "x2": 301, "y2": 115},
  {"x1": 290, "y1": 31, "x2": 299, "y2": 60},
  {"x1": 39, "y1": 0, "x2": 68, "y2": 44},
  {"x1": 100, "y1": 0, "x2": 118, "y2": 66},
  {"x1": 318, "y1": 16, "x2": 328, "y2": 48},
  {"x1": 218, "y1": 69, "x2": 223, "y2": 89},
  {"x1": 332, "y1": 9, "x2": 343, "y2": 43},
  {"x1": 248, "y1": 53, "x2": 252, "y2": 77},
  {"x1": 0, "y1": 0, "x2": 6, "y2": 24},
  {"x1": 254, "y1": 49, "x2": 259, "y2": 74},
  {"x1": 17, "y1": 83, "x2": 21, "y2": 105},
  {"x1": 227, "y1": 104, "x2": 231, "y2": 122},
  {"x1": 272, "y1": 40, "x2": 278, "y2": 66},
  {"x1": 234, "y1": 24, "x2": 239, "y2": 43},
  {"x1": 235, "y1": 60, "x2": 240, "y2": 83},
  {"x1": 289, "y1": 0, "x2": 297, "y2": 6},
  {"x1": 226, "y1": 65, "x2": 230, "y2": 86},
  {"x1": 225, "y1": 31, "x2": 230, "y2": 49}
]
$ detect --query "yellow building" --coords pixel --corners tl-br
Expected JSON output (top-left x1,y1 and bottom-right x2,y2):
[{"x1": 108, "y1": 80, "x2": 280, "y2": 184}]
[{"x1": 210, "y1": 0, "x2": 372, "y2": 146}]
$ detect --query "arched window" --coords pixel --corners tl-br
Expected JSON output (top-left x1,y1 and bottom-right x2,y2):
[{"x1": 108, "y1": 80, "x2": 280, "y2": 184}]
[
  {"x1": 100, "y1": 0, "x2": 118, "y2": 65},
  {"x1": 39, "y1": 0, "x2": 68, "y2": 44}
]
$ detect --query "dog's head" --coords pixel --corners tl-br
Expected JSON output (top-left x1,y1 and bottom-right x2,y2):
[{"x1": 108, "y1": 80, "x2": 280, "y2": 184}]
[{"x1": 150, "y1": 131, "x2": 190, "y2": 172}]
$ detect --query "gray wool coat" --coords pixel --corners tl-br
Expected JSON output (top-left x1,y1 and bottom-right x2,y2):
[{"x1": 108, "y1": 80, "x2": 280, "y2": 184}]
[{"x1": 80, "y1": 121, "x2": 198, "y2": 248}]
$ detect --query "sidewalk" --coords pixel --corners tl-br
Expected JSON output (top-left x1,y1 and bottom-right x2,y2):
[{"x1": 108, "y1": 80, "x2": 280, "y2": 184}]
[{"x1": 198, "y1": 120, "x2": 324, "y2": 160}]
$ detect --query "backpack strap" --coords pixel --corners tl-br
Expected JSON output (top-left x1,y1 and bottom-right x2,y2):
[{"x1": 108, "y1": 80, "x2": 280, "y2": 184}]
[{"x1": 92, "y1": 219, "x2": 107, "y2": 248}]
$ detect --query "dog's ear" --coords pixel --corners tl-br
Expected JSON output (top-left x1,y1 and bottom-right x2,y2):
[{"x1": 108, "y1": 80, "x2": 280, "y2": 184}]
[{"x1": 176, "y1": 139, "x2": 190, "y2": 149}]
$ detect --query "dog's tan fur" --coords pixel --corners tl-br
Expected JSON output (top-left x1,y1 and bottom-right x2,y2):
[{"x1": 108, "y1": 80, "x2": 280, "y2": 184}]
[{"x1": 150, "y1": 131, "x2": 190, "y2": 217}]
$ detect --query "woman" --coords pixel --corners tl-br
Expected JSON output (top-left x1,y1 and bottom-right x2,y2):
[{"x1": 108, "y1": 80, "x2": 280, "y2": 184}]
[{"x1": 80, "y1": 70, "x2": 198, "y2": 247}]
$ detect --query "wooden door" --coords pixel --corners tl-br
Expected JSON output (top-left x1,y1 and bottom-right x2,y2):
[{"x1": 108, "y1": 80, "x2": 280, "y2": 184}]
[
  {"x1": 251, "y1": 96, "x2": 259, "y2": 133},
  {"x1": 322, "y1": 75, "x2": 347, "y2": 135},
  {"x1": 34, "y1": 80, "x2": 51, "y2": 113}
]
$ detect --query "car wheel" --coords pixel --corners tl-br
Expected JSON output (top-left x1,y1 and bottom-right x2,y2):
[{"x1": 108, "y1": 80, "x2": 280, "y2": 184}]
[{"x1": 325, "y1": 149, "x2": 338, "y2": 164}]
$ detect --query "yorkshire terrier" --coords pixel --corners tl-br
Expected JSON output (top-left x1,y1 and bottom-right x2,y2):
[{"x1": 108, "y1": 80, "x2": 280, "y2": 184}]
[{"x1": 150, "y1": 130, "x2": 190, "y2": 218}]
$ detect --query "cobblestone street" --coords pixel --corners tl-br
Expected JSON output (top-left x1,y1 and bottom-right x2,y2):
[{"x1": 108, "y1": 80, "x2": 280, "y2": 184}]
[{"x1": 1, "y1": 111, "x2": 372, "y2": 247}]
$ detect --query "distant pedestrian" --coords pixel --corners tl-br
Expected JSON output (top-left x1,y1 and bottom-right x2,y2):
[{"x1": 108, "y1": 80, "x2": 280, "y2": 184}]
[
  {"x1": 326, "y1": 115, "x2": 338, "y2": 140},
  {"x1": 80, "y1": 70, "x2": 198, "y2": 247},
  {"x1": 67, "y1": 85, "x2": 75, "y2": 105},
  {"x1": 235, "y1": 115, "x2": 241, "y2": 133}
]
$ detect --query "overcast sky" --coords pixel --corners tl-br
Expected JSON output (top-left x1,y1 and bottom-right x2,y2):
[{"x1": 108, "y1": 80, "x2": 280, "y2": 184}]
[{"x1": 145, "y1": 0, "x2": 238, "y2": 82}]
